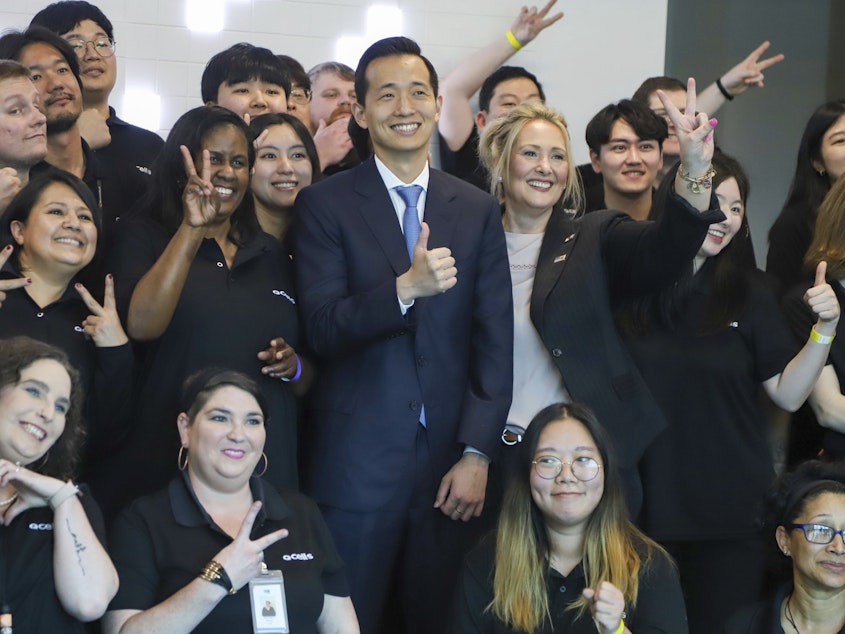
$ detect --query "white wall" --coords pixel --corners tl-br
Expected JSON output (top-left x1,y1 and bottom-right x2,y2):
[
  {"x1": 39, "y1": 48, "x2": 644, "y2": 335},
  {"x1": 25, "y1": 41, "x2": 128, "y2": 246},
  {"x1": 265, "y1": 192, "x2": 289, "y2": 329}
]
[{"x1": 0, "y1": 0, "x2": 668, "y2": 164}]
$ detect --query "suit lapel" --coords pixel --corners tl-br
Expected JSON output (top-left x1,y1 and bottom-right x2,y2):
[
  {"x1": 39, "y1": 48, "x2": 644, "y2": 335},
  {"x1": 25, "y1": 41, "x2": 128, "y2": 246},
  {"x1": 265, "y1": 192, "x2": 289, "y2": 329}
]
[
  {"x1": 531, "y1": 208, "x2": 578, "y2": 325},
  {"x1": 355, "y1": 159, "x2": 411, "y2": 277}
]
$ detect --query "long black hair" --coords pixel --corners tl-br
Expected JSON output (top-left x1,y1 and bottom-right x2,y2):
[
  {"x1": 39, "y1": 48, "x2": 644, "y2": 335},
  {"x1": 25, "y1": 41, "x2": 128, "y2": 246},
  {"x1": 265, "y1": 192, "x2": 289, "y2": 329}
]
[{"x1": 617, "y1": 149, "x2": 753, "y2": 336}]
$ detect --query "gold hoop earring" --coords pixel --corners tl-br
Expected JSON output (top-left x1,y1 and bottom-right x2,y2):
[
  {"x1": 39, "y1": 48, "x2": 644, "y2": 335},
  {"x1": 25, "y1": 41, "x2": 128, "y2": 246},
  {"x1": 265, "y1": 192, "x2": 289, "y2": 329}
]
[
  {"x1": 253, "y1": 452, "x2": 268, "y2": 477},
  {"x1": 177, "y1": 446, "x2": 189, "y2": 471}
]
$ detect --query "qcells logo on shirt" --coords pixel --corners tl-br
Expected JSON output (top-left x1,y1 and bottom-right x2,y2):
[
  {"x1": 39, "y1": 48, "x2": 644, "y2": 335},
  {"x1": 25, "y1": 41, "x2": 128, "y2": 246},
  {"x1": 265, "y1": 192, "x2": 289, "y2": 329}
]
[
  {"x1": 272, "y1": 290, "x2": 296, "y2": 305},
  {"x1": 282, "y1": 552, "x2": 314, "y2": 561},
  {"x1": 29, "y1": 522, "x2": 53, "y2": 531}
]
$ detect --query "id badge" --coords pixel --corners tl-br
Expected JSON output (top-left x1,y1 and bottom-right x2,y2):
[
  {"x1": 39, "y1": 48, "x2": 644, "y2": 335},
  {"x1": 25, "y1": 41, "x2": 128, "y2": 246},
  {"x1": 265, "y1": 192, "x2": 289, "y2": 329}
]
[{"x1": 248, "y1": 566, "x2": 289, "y2": 633}]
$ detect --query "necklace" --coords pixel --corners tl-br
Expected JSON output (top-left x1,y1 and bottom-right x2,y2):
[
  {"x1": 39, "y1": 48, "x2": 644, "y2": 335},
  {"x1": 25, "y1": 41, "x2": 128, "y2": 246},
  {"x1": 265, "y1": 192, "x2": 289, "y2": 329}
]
[
  {"x1": 0, "y1": 493, "x2": 17, "y2": 508},
  {"x1": 784, "y1": 593, "x2": 800, "y2": 633}
]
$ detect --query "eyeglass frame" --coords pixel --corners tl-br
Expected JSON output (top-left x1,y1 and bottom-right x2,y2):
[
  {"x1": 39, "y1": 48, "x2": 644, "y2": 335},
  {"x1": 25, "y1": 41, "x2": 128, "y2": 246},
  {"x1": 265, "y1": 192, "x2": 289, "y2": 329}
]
[
  {"x1": 64, "y1": 37, "x2": 116, "y2": 58},
  {"x1": 288, "y1": 87, "x2": 312, "y2": 106},
  {"x1": 788, "y1": 523, "x2": 845, "y2": 545},
  {"x1": 531, "y1": 455, "x2": 602, "y2": 482}
]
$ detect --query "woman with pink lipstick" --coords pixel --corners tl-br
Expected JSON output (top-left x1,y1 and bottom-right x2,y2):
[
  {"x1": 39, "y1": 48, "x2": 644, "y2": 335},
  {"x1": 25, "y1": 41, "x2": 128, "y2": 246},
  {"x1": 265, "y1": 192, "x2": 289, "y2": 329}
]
[
  {"x1": 249, "y1": 112, "x2": 321, "y2": 247},
  {"x1": 103, "y1": 106, "x2": 302, "y2": 518},
  {"x1": 618, "y1": 150, "x2": 840, "y2": 633},
  {"x1": 478, "y1": 89, "x2": 722, "y2": 516},
  {"x1": 723, "y1": 460, "x2": 845, "y2": 633},
  {"x1": 450, "y1": 403, "x2": 688, "y2": 633},
  {"x1": 0, "y1": 170, "x2": 133, "y2": 488},
  {"x1": 104, "y1": 369, "x2": 358, "y2": 634},
  {"x1": 0, "y1": 336, "x2": 118, "y2": 632}
]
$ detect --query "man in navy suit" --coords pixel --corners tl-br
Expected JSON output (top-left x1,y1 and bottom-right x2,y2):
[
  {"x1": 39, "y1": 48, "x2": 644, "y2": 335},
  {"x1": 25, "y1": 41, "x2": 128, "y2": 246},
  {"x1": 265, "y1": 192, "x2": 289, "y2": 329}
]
[{"x1": 294, "y1": 37, "x2": 513, "y2": 634}]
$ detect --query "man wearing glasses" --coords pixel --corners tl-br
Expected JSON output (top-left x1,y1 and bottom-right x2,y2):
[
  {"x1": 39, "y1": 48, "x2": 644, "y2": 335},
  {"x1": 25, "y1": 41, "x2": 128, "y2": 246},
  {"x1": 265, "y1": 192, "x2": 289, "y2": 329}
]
[{"x1": 31, "y1": 1, "x2": 163, "y2": 178}]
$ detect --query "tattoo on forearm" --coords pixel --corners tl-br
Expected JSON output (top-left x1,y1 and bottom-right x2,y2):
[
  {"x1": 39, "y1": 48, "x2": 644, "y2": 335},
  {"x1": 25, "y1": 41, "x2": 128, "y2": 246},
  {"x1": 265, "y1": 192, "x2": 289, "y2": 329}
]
[{"x1": 65, "y1": 518, "x2": 87, "y2": 576}]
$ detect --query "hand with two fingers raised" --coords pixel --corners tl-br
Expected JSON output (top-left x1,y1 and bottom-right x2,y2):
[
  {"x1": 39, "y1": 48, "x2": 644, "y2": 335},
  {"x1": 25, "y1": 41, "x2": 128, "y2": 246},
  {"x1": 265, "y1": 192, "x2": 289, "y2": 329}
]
[
  {"x1": 0, "y1": 245, "x2": 30, "y2": 308},
  {"x1": 396, "y1": 222, "x2": 457, "y2": 304},
  {"x1": 211, "y1": 501, "x2": 289, "y2": 592},
  {"x1": 180, "y1": 145, "x2": 222, "y2": 228},
  {"x1": 509, "y1": 0, "x2": 565, "y2": 47},
  {"x1": 75, "y1": 273, "x2": 129, "y2": 347}
]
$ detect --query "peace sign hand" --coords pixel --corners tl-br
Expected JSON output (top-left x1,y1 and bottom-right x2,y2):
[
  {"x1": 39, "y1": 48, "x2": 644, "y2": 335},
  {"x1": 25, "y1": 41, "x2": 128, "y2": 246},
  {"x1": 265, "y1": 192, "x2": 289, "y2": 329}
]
[
  {"x1": 180, "y1": 145, "x2": 221, "y2": 228},
  {"x1": 0, "y1": 245, "x2": 30, "y2": 309},
  {"x1": 74, "y1": 274, "x2": 129, "y2": 347},
  {"x1": 657, "y1": 77, "x2": 715, "y2": 176},
  {"x1": 719, "y1": 40, "x2": 784, "y2": 95},
  {"x1": 213, "y1": 501, "x2": 289, "y2": 591},
  {"x1": 510, "y1": 0, "x2": 565, "y2": 46}
]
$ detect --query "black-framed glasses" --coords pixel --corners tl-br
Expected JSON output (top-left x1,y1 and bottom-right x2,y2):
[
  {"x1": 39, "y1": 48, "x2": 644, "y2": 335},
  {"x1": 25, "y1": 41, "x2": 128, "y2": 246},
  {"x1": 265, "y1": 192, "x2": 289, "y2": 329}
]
[
  {"x1": 532, "y1": 456, "x2": 601, "y2": 481},
  {"x1": 65, "y1": 37, "x2": 116, "y2": 58},
  {"x1": 289, "y1": 87, "x2": 311, "y2": 105},
  {"x1": 789, "y1": 523, "x2": 845, "y2": 545}
]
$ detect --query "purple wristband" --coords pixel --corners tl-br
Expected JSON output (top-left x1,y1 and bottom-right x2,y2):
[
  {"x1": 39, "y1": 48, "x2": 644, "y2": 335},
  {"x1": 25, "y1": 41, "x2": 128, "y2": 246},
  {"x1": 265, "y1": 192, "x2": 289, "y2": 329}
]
[{"x1": 282, "y1": 355, "x2": 302, "y2": 383}]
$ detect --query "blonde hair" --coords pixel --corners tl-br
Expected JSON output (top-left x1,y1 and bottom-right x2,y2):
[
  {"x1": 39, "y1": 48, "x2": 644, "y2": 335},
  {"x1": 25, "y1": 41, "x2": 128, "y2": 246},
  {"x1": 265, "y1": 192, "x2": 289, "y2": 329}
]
[
  {"x1": 490, "y1": 404, "x2": 669, "y2": 632},
  {"x1": 479, "y1": 101, "x2": 583, "y2": 214},
  {"x1": 806, "y1": 173, "x2": 845, "y2": 280}
]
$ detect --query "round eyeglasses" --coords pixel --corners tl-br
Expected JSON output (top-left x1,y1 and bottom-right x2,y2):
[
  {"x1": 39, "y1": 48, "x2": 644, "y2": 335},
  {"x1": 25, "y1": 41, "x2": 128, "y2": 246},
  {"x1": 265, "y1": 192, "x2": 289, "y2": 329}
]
[
  {"x1": 789, "y1": 523, "x2": 845, "y2": 545},
  {"x1": 289, "y1": 88, "x2": 312, "y2": 106},
  {"x1": 65, "y1": 37, "x2": 116, "y2": 58},
  {"x1": 532, "y1": 456, "x2": 601, "y2": 481}
]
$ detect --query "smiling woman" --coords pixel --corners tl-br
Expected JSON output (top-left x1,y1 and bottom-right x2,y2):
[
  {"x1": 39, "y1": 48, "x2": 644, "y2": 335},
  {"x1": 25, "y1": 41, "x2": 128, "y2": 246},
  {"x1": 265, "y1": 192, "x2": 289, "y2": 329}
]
[
  {"x1": 100, "y1": 106, "x2": 304, "y2": 519},
  {"x1": 103, "y1": 369, "x2": 359, "y2": 634},
  {"x1": 0, "y1": 335, "x2": 118, "y2": 631},
  {"x1": 0, "y1": 170, "x2": 133, "y2": 494}
]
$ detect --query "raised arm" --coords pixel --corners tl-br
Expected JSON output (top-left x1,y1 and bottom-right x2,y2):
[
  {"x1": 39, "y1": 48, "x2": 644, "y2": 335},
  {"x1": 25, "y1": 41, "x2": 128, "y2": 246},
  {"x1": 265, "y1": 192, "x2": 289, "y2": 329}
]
[
  {"x1": 438, "y1": 0, "x2": 563, "y2": 151},
  {"x1": 127, "y1": 147, "x2": 221, "y2": 341},
  {"x1": 697, "y1": 41, "x2": 784, "y2": 115},
  {"x1": 764, "y1": 262, "x2": 840, "y2": 410}
]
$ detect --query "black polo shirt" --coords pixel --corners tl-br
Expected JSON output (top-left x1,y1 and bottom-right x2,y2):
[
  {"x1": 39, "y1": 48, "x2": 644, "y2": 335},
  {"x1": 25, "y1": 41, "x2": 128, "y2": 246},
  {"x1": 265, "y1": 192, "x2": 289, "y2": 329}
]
[
  {"x1": 98, "y1": 218, "x2": 300, "y2": 515},
  {"x1": 0, "y1": 485, "x2": 105, "y2": 633},
  {"x1": 95, "y1": 107, "x2": 163, "y2": 179},
  {"x1": 438, "y1": 128, "x2": 490, "y2": 191},
  {"x1": 450, "y1": 535, "x2": 688, "y2": 633},
  {"x1": 108, "y1": 474, "x2": 348, "y2": 634},
  {"x1": 0, "y1": 266, "x2": 133, "y2": 468},
  {"x1": 629, "y1": 267, "x2": 797, "y2": 541}
]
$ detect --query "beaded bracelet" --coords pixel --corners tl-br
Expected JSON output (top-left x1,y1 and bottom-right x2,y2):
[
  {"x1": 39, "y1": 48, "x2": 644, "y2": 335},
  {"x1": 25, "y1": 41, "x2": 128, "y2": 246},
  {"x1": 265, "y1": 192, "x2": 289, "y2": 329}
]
[
  {"x1": 505, "y1": 30, "x2": 523, "y2": 51},
  {"x1": 677, "y1": 164, "x2": 717, "y2": 195},
  {"x1": 199, "y1": 560, "x2": 236, "y2": 595}
]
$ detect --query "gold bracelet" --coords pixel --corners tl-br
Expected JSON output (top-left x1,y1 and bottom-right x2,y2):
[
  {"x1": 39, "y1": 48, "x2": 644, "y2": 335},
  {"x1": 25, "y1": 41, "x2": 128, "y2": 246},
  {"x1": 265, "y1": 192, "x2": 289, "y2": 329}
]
[
  {"x1": 199, "y1": 560, "x2": 236, "y2": 595},
  {"x1": 810, "y1": 326, "x2": 835, "y2": 345},
  {"x1": 505, "y1": 30, "x2": 523, "y2": 51},
  {"x1": 47, "y1": 480, "x2": 79, "y2": 510},
  {"x1": 677, "y1": 164, "x2": 716, "y2": 194}
]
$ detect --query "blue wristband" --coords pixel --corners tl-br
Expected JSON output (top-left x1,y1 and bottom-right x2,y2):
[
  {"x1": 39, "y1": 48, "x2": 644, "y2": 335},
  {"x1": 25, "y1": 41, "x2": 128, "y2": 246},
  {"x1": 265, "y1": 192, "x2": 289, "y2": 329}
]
[{"x1": 281, "y1": 355, "x2": 302, "y2": 382}]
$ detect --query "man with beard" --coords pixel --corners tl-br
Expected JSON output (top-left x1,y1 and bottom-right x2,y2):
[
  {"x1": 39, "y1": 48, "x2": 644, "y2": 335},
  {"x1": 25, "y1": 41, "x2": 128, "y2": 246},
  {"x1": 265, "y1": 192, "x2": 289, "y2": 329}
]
[
  {"x1": 307, "y1": 61, "x2": 359, "y2": 176},
  {"x1": 30, "y1": 1, "x2": 164, "y2": 179},
  {"x1": 0, "y1": 26, "x2": 147, "y2": 269}
]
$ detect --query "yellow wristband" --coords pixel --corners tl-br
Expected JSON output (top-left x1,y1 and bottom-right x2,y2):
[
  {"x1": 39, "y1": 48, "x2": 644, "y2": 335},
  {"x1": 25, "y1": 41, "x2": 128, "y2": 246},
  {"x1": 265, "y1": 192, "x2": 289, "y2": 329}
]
[
  {"x1": 611, "y1": 620, "x2": 625, "y2": 634},
  {"x1": 811, "y1": 327, "x2": 835, "y2": 345},
  {"x1": 505, "y1": 30, "x2": 523, "y2": 50}
]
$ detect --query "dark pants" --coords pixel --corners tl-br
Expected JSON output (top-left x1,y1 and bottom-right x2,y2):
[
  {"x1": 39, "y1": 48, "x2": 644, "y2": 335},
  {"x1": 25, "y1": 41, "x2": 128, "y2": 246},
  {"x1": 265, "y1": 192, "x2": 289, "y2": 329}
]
[{"x1": 320, "y1": 426, "x2": 487, "y2": 634}]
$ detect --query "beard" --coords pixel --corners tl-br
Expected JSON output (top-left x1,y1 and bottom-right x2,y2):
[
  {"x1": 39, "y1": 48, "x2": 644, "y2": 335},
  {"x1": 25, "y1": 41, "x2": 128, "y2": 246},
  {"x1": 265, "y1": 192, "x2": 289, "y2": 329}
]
[{"x1": 46, "y1": 110, "x2": 80, "y2": 135}]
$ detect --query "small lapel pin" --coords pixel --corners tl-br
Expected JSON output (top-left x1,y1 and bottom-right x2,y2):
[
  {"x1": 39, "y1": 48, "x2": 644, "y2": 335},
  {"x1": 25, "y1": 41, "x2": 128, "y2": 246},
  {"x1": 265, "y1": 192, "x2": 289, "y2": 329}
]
[
  {"x1": 564, "y1": 233, "x2": 576, "y2": 243},
  {"x1": 554, "y1": 254, "x2": 567, "y2": 263}
]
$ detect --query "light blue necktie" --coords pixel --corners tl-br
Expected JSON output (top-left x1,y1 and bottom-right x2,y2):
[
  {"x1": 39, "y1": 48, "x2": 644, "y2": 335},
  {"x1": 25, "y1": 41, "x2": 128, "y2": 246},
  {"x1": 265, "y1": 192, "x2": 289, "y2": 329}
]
[
  {"x1": 395, "y1": 184, "x2": 426, "y2": 427},
  {"x1": 396, "y1": 185, "x2": 423, "y2": 259}
]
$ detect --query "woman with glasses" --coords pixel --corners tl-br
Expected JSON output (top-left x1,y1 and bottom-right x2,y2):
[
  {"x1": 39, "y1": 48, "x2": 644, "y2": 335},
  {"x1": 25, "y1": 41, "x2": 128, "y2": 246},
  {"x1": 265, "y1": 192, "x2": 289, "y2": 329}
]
[
  {"x1": 450, "y1": 403, "x2": 687, "y2": 633},
  {"x1": 723, "y1": 460, "x2": 845, "y2": 632}
]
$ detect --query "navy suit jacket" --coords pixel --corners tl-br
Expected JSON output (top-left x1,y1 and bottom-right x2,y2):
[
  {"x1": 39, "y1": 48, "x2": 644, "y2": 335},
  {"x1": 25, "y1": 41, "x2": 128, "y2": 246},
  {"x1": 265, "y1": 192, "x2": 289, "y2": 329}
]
[{"x1": 294, "y1": 158, "x2": 513, "y2": 511}]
